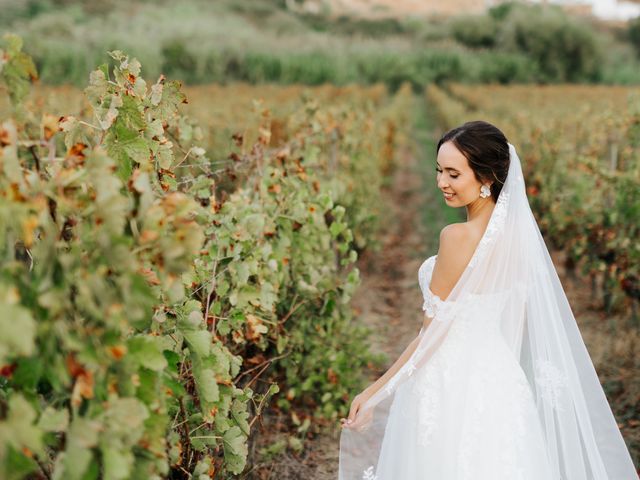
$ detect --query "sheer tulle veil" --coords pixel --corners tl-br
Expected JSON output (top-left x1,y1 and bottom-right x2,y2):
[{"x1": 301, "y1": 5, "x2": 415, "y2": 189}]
[{"x1": 338, "y1": 143, "x2": 638, "y2": 479}]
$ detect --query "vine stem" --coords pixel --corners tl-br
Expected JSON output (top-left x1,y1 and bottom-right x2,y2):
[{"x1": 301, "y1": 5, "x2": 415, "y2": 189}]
[
  {"x1": 236, "y1": 352, "x2": 289, "y2": 384},
  {"x1": 28, "y1": 144, "x2": 41, "y2": 171},
  {"x1": 248, "y1": 384, "x2": 275, "y2": 430},
  {"x1": 35, "y1": 457, "x2": 52, "y2": 480},
  {"x1": 174, "y1": 147, "x2": 193, "y2": 168},
  {"x1": 205, "y1": 256, "x2": 219, "y2": 333},
  {"x1": 190, "y1": 435, "x2": 223, "y2": 440},
  {"x1": 278, "y1": 296, "x2": 306, "y2": 325},
  {"x1": 78, "y1": 120, "x2": 101, "y2": 130},
  {"x1": 178, "y1": 397, "x2": 192, "y2": 466}
]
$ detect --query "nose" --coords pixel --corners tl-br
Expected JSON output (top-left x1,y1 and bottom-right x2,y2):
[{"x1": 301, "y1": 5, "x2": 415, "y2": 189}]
[{"x1": 437, "y1": 176, "x2": 449, "y2": 190}]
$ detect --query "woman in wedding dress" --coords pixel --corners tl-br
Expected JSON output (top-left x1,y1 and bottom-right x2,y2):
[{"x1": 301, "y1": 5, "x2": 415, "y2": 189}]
[{"x1": 338, "y1": 121, "x2": 638, "y2": 480}]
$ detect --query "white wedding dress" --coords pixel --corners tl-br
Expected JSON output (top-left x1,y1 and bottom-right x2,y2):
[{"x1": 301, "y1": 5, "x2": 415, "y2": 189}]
[
  {"x1": 373, "y1": 255, "x2": 554, "y2": 479},
  {"x1": 339, "y1": 143, "x2": 638, "y2": 480}
]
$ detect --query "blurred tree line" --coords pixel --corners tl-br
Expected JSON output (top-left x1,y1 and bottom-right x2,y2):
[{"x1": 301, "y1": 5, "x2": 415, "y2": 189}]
[{"x1": 0, "y1": 0, "x2": 639, "y2": 88}]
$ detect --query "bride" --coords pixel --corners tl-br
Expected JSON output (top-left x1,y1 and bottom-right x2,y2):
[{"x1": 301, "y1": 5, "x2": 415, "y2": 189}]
[{"x1": 338, "y1": 121, "x2": 638, "y2": 479}]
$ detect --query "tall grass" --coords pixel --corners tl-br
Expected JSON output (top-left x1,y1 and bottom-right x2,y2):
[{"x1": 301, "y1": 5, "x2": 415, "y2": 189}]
[{"x1": 3, "y1": 0, "x2": 640, "y2": 87}]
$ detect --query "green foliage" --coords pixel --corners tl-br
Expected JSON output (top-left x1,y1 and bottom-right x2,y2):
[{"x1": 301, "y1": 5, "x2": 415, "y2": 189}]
[
  {"x1": 473, "y1": 51, "x2": 539, "y2": 84},
  {"x1": 161, "y1": 40, "x2": 199, "y2": 82},
  {"x1": 449, "y1": 14, "x2": 498, "y2": 48},
  {"x1": 447, "y1": 4, "x2": 605, "y2": 83},
  {"x1": 0, "y1": 37, "x2": 407, "y2": 477},
  {"x1": 497, "y1": 4, "x2": 604, "y2": 82},
  {"x1": 0, "y1": 40, "x2": 248, "y2": 478},
  {"x1": 0, "y1": 34, "x2": 38, "y2": 107},
  {"x1": 2, "y1": 0, "x2": 636, "y2": 89},
  {"x1": 628, "y1": 16, "x2": 640, "y2": 58},
  {"x1": 297, "y1": 12, "x2": 410, "y2": 37},
  {"x1": 487, "y1": 1, "x2": 518, "y2": 21}
]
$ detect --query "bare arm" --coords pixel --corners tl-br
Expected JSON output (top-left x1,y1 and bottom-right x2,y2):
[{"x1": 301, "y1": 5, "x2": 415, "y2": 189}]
[
  {"x1": 365, "y1": 223, "x2": 475, "y2": 397},
  {"x1": 364, "y1": 319, "x2": 426, "y2": 398}
]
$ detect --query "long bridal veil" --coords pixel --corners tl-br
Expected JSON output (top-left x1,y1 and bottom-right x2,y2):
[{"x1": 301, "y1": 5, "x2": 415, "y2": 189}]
[{"x1": 338, "y1": 143, "x2": 638, "y2": 479}]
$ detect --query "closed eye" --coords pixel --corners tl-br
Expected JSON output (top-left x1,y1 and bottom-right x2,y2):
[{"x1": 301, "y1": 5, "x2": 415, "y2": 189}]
[{"x1": 437, "y1": 167, "x2": 459, "y2": 179}]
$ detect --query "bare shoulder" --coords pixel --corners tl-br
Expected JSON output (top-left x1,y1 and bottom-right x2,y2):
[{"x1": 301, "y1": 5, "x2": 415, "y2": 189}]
[
  {"x1": 430, "y1": 223, "x2": 478, "y2": 300},
  {"x1": 438, "y1": 222, "x2": 471, "y2": 245},
  {"x1": 436, "y1": 222, "x2": 476, "y2": 271}
]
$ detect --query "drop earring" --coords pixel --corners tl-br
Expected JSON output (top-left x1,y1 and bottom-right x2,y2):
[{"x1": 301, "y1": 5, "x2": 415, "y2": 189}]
[{"x1": 479, "y1": 184, "x2": 491, "y2": 198}]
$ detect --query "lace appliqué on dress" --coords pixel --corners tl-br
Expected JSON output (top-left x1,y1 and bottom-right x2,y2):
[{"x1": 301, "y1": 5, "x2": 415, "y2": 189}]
[
  {"x1": 411, "y1": 321, "x2": 466, "y2": 448},
  {"x1": 418, "y1": 256, "x2": 454, "y2": 322},
  {"x1": 534, "y1": 359, "x2": 568, "y2": 411},
  {"x1": 422, "y1": 290, "x2": 443, "y2": 318},
  {"x1": 457, "y1": 339, "x2": 533, "y2": 480},
  {"x1": 467, "y1": 191, "x2": 510, "y2": 269},
  {"x1": 383, "y1": 358, "x2": 418, "y2": 395},
  {"x1": 362, "y1": 465, "x2": 378, "y2": 480}
]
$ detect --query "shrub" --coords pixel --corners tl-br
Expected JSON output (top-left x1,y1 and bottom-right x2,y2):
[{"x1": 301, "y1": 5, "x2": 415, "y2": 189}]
[
  {"x1": 448, "y1": 14, "x2": 498, "y2": 48},
  {"x1": 497, "y1": 4, "x2": 604, "y2": 82}
]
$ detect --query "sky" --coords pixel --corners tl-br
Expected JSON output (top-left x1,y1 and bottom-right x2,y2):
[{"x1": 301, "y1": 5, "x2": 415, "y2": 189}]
[
  {"x1": 542, "y1": 0, "x2": 640, "y2": 20},
  {"x1": 591, "y1": 0, "x2": 640, "y2": 20}
]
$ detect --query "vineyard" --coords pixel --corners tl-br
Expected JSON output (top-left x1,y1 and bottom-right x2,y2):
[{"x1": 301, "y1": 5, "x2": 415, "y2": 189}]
[
  {"x1": 0, "y1": 33, "x2": 412, "y2": 478},
  {"x1": 1, "y1": 28, "x2": 639, "y2": 479}
]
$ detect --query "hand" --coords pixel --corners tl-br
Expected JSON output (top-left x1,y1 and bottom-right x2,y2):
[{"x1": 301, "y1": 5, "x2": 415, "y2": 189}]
[{"x1": 340, "y1": 389, "x2": 373, "y2": 430}]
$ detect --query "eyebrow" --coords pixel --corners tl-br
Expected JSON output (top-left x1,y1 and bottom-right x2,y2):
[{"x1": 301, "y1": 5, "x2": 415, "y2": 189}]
[{"x1": 436, "y1": 162, "x2": 460, "y2": 173}]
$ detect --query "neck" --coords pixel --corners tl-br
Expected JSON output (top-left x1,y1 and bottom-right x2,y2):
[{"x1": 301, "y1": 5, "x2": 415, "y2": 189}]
[{"x1": 465, "y1": 197, "x2": 496, "y2": 222}]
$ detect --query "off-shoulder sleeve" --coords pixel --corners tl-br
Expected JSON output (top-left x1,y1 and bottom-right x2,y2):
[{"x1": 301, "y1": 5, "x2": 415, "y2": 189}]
[
  {"x1": 419, "y1": 255, "x2": 460, "y2": 321},
  {"x1": 422, "y1": 289, "x2": 444, "y2": 318},
  {"x1": 418, "y1": 256, "x2": 444, "y2": 318}
]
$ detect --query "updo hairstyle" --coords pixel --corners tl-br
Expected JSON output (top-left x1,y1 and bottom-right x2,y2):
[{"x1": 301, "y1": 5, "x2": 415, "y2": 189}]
[{"x1": 436, "y1": 120, "x2": 510, "y2": 203}]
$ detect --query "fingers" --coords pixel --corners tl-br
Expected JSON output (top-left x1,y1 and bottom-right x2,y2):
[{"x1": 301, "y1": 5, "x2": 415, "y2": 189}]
[
  {"x1": 340, "y1": 409, "x2": 357, "y2": 429},
  {"x1": 340, "y1": 398, "x2": 360, "y2": 429},
  {"x1": 348, "y1": 402, "x2": 360, "y2": 422},
  {"x1": 340, "y1": 402, "x2": 374, "y2": 430},
  {"x1": 339, "y1": 417, "x2": 351, "y2": 428},
  {"x1": 340, "y1": 416, "x2": 355, "y2": 429},
  {"x1": 349, "y1": 405, "x2": 360, "y2": 421},
  {"x1": 342, "y1": 408, "x2": 372, "y2": 430},
  {"x1": 341, "y1": 392, "x2": 374, "y2": 430}
]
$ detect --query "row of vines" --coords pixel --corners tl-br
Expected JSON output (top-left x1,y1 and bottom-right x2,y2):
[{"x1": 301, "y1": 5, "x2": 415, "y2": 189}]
[
  {"x1": 427, "y1": 83, "x2": 640, "y2": 322},
  {"x1": 0, "y1": 33, "x2": 411, "y2": 479}
]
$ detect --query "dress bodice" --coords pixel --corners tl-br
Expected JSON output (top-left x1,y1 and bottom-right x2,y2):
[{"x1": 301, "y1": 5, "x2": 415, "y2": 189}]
[{"x1": 418, "y1": 255, "x2": 444, "y2": 318}]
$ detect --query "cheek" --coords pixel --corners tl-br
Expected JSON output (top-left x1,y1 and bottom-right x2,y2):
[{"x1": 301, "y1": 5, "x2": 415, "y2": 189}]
[{"x1": 454, "y1": 178, "x2": 478, "y2": 198}]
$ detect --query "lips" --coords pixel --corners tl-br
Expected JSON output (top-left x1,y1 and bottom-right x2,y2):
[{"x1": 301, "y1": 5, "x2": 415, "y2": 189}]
[{"x1": 443, "y1": 192, "x2": 455, "y2": 200}]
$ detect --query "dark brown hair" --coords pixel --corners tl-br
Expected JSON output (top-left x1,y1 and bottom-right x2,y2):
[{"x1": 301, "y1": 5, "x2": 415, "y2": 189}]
[{"x1": 436, "y1": 120, "x2": 510, "y2": 202}]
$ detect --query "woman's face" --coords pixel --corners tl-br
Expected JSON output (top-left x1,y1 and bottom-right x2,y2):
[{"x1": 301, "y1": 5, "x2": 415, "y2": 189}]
[{"x1": 436, "y1": 141, "x2": 490, "y2": 207}]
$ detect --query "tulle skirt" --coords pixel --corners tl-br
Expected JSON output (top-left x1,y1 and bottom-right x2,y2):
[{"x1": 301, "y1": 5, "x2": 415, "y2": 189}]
[{"x1": 374, "y1": 316, "x2": 555, "y2": 479}]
